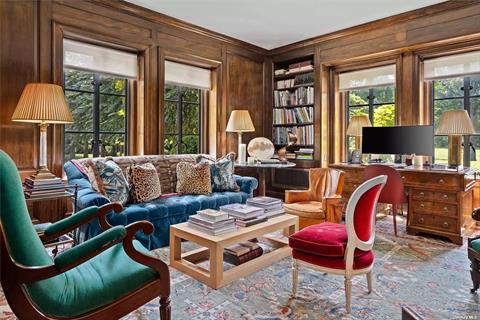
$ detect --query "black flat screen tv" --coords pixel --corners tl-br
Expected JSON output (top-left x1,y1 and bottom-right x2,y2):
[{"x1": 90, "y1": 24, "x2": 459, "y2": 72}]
[{"x1": 362, "y1": 125, "x2": 434, "y2": 156}]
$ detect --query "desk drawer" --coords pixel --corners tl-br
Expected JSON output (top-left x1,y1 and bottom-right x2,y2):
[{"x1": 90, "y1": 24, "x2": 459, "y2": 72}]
[
  {"x1": 410, "y1": 213, "x2": 457, "y2": 233},
  {"x1": 412, "y1": 190, "x2": 434, "y2": 200},
  {"x1": 412, "y1": 200, "x2": 457, "y2": 216},
  {"x1": 401, "y1": 173, "x2": 461, "y2": 189},
  {"x1": 433, "y1": 191, "x2": 456, "y2": 202}
]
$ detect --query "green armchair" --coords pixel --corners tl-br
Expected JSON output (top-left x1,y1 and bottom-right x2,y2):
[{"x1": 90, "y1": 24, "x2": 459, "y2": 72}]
[{"x1": 0, "y1": 150, "x2": 171, "y2": 319}]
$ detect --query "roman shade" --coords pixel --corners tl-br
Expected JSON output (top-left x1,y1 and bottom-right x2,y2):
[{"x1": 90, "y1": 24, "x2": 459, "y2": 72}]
[
  {"x1": 165, "y1": 61, "x2": 211, "y2": 90},
  {"x1": 63, "y1": 39, "x2": 138, "y2": 79},
  {"x1": 424, "y1": 51, "x2": 480, "y2": 80},
  {"x1": 339, "y1": 65, "x2": 396, "y2": 91}
]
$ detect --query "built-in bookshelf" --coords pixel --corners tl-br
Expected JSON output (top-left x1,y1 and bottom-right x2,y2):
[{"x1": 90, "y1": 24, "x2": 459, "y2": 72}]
[{"x1": 273, "y1": 57, "x2": 315, "y2": 161}]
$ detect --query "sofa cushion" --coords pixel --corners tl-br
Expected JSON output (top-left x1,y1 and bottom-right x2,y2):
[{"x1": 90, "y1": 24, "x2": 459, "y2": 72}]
[
  {"x1": 128, "y1": 163, "x2": 162, "y2": 203},
  {"x1": 197, "y1": 152, "x2": 239, "y2": 192},
  {"x1": 25, "y1": 240, "x2": 157, "y2": 318},
  {"x1": 84, "y1": 159, "x2": 129, "y2": 205},
  {"x1": 292, "y1": 249, "x2": 374, "y2": 270},
  {"x1": 289, "y1": 222, "x2": 365, "y2": 257},
  {"x1": 472, "y1": 239, "x2": 480, "y2": 252},
  {"x1": 176, "y1": 162, "x2": 211, "y2": 195}
]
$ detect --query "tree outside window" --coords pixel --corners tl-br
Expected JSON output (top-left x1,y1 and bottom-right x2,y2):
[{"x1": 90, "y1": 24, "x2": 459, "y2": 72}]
[
  {"x1": 432, "y1": 75, "x2": 480, "y2": 168},
  {"x1": 164, "y1": 84, "x2": 203, "y2": 154},
  {"x1": 346, "y1": 86, "x2": 395, "y2": 160},
  {"x1": 63, "y1": 69, "x2": 128, "y2": 161}
]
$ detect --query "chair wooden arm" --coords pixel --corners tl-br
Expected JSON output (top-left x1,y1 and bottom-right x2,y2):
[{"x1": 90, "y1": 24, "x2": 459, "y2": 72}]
[
  {"x1": 40, "y1": 203, "x2": 123, "y2": 243},
  {"x1": 285, "y1": 190, "x2": 312, "y2": 204},
  {"x1": 324, "y1": 195, "x2": 343, "y2": 223},
  {"x1": 123, "y1": 221, "x2": 170, "y2": 297},
  {"x1": 468, "y1": 235, "x2": 480, "y2": 247}
]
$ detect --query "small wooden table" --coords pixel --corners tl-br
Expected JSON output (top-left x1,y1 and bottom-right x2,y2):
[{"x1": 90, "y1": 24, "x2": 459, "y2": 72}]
[
  {"x1": 170, "y1": 214, "x2": 299, "y2": 289},
  {"x1": 235, "y1": 162, "x2": 296, "y2": 196}
]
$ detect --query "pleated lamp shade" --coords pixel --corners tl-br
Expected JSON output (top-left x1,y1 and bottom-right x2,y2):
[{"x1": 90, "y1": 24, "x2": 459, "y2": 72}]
[
  {"x1": 346, "y1": 115, "x2": 372, "y2": 136},
  {"x1": 11, "y1": 83, "x2": 73, "y2": 124},
  {"x1": 436, "y1": 109, "x2": 475, "y2": 135},
  {"x1": 226, "y1": 110, "x2": 255, "y2": 132}
]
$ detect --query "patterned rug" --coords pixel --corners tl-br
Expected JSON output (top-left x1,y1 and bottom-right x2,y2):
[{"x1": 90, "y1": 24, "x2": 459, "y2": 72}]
[{"x1": 1, "y1": 217, "x2": 479, "y2": 320}]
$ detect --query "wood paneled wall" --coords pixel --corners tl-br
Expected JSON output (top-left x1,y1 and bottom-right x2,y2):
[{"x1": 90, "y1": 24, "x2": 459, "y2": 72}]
[
  {"x1": 268, "y1": 0, "x2": 480, "y2": 165},
  {"x1": 0, "y1": 0, "x2": 268, "y2": 182}
]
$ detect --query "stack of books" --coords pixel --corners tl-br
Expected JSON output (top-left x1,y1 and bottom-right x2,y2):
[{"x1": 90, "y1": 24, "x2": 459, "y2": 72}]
[
  {"x1": 246, "y1": 196, "x2": 285, "y2": 218},
  {"x1": 220, "y1": 203, "x2": 267, "y2": 227},
  {"x1": 295, "y1": 148, "x2": 314, "y2": 160},
  {"x1": 223, "y1": 241, "x2": 263, "y2": 266},
  {"x1": 187, "y1": 209, "x2": 236, "y2": 235},
  {"x1": 286, "y1": 61, "x2": 314, "y2": 74},
  {"x1": 24, "y1": 176, "x2": 68, "y2": 199}
]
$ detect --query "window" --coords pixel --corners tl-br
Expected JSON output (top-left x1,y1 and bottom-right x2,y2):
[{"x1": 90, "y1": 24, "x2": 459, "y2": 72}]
[
  {"x1": 346, "y1": 86, "x2": 396, "y2": 158},
  {"x1": 432, "y1": 75, "x2": 480, "y2": 168},
  {"x1": 164, "y1": 85, "x2": 203, "y2": 154},
  {"x1": 63, "y1": 69, "x2": 128, "y2": 161}
]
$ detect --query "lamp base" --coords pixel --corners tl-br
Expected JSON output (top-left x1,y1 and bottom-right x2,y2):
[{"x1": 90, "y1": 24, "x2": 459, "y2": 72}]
[
  {"x1": 30, "y1": 167, "x2": 58, "y2": 180},
  {"x1": 448, "y1": 135, "x2": 462, "y2": 168}
]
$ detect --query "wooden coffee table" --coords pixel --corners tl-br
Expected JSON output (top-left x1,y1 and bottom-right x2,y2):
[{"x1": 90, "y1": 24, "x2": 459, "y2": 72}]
[{"x1": 169, "y1": 214, "x2": 299, "y2": 289}]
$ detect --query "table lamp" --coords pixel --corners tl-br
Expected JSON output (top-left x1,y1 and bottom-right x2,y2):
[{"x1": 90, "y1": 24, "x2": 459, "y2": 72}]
[
  {"x1": 346, "y1": 115, "x2": 371, "y2": 163},
  {"x1": 226, "y1": 110, "x2": 255, "y2": 163},
  {"x1": 436, "y1": 109, "x2": 475, "y2": 169},
  {"x1": 11, "y1": 83, "x2": 73, "y2": 179}
]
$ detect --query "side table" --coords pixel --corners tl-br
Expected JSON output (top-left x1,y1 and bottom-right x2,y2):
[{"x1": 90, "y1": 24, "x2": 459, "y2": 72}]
[{"x1": 234, "y1": 162, "x2": 296, "y2": 196}]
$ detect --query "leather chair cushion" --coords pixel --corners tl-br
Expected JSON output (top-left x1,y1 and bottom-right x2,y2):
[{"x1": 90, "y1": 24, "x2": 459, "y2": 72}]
[
  {"x1": 284, "y1": 201, "x2": 325, "y2": 218},
  {"x1": 288, "y1": 222, "x2": 365, "y2": 257},
  {"x1": 25, "y1": 240, "x2": 158, "y2": 318},
  {"x1": 292, "y1": 248, "x2": 374, "y2": 270},
  {"x1": 472, "y1": 239, "x2": 480, "y2": 252}
]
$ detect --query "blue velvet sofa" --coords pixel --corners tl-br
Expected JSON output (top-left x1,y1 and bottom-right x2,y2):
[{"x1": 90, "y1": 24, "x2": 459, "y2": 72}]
[{"x1": 64, "y1": 154, "x2": 258, "y2": 249}]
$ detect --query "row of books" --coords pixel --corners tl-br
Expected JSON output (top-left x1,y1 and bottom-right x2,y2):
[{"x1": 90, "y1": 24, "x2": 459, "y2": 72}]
[
  {"x1": 24, "y1": 176, "x2": 69, "y2": 199},
  {"x1": 224, "y1": 241, "x2": 263, "y2": 266},
  {"x1": 274, "y1": 61, "x2": 313, "y2": 76},
  {"x1": 273, "y1": 125, "x2": 314, "y2": 145},
  {"x1": 275, "y1": 73, "x2": 315, "y2": 89},
  {"x1": 295, "y1": 148, "x2": 314, "y2": 160},
  {"x1": 273, "y1": 107, "x2": 313, "y2": 125},
  {"x1": 274, "y1": 87, "x2": 314, "y2": 107}
]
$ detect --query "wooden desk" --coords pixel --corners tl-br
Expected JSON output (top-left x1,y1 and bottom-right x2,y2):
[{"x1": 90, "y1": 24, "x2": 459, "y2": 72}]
[{"x1": 330, "y1": 163, "x2": 475, "y2": 245}]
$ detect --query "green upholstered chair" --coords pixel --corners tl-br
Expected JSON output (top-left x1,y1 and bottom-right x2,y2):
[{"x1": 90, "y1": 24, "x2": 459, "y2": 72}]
[
  {"x1": 0, "y1": 150, "x2": 171, "y2": 320},
  {"x1": 469, "y1": 235, "x2": 480, "y2": 293}
]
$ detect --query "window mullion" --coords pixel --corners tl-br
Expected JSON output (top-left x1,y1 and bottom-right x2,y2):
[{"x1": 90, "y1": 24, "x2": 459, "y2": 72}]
[
  {"x1": 93, "y1": 74, "x2": 101, "y2": 157},
  {"x1": 368, "y1": 88, "x2": 374, "y2": 124},
  {"x1": 464, "y1": 77, "x2": 472, "y2": 167}
]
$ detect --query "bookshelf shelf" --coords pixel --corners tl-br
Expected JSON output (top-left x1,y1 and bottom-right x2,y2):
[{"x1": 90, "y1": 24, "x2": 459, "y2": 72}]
[{"x1": 272, "y1": 56, "x2": 316, "y2": 165}]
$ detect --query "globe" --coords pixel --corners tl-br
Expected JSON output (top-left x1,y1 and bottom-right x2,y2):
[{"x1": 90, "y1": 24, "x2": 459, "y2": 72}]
[{"x1": 247, "y1": 137, "x2": 275, "y2": 160}]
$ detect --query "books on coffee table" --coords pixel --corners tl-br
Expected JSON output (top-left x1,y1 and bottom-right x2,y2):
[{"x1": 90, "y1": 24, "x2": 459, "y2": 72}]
[
  {"x1": 187, "y1": 210, "x2": 236, "y2": 236},
  {"x1": 219, "y1": 203, "x2": 265, "y2": 220},
  {"x1": 234, "y1": 214, "x2": 268, "y2": 227},
  {"x1": 223, "y1": 241, "x2": 263, "y2": 266},
  {"x1": 246, "y1": 196, "x2": 285, "y2": 218}
]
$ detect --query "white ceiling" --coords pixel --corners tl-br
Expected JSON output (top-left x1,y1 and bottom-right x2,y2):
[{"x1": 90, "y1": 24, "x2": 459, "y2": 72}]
[{"x1": 125, "y1": 0, "x2": 446, "y2": 50}]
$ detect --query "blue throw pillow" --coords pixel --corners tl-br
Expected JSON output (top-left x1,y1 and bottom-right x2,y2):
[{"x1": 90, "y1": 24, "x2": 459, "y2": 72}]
[
  {"x1": 84, "y1": 159, "x2": 129, "y2": 205},
  {"x1": 197, "y1": 153, "x2": 239, "y2": 192}
]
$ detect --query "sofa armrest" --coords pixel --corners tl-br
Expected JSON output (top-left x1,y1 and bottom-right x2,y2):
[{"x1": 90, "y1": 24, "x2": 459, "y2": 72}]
[{"x1": 234, "y1": 175, "x2": 258, "y2": 195}]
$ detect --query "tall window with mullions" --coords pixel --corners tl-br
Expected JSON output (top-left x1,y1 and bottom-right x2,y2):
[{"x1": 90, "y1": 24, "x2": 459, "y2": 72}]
[
  {"x1": 63, "y1": 69, "x2": 129, "y2": 161},
  {"x1": 62, "y1": 39, "x2": 137, "y2": 162}
]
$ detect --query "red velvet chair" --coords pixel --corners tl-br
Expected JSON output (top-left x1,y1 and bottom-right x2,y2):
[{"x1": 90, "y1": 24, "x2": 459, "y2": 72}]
[
  {"x1": 365, "y1": 164, "x2": 408, "y2": 236},
  {"x1": 289, "y1": 175, "x2": 387, "y2": 314}
]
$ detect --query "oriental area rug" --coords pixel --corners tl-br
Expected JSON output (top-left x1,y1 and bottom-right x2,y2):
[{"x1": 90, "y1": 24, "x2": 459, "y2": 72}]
[{"x1": 1, "y1": 217, "x2": 479, "y2": 320}]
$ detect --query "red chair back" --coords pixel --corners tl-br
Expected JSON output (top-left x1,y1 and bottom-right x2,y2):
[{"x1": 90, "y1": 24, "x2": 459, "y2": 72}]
[
  {"x1": 345, "y1": 175, "x2": 387, "y2": 248},
  {"x1": 364, "y1": 165, "x2": 407, "y2": 205}
]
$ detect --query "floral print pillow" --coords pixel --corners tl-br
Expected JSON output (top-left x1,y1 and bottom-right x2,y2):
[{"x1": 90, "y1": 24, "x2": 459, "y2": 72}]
[
  {"x1": 84, "y1": 159, "x2": 129, "y2": 205},
  {"x1": 196, "y1": 153, "x2": 239, "y2": 192}
]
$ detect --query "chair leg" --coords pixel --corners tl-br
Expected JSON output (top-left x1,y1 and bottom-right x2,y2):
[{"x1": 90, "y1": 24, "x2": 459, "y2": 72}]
[
  {"x1": 344, "y1": 276, "x2": 352, "y2": 314},
  {"x1": 366, "y1": 272, "x2": 372, "y2": 294},
  {"x1": 392, "y1": 203, "x2": 398, "y2": 237},
  {"x1": 292, "y1": 260, "x2": 299, "y2": 297},
  {"x1": 159, "y1": 296, "x2": 171, "y2": 320}
]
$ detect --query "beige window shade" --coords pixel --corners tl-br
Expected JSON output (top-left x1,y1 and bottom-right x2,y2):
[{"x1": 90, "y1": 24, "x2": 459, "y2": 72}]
[
  {"x1": 424, "y1": 51, "x2": 480, "y2": 80},
  {"x1": 63, "y1": 39, "x2": 138, "y2": 79},
  {"x1": 339, "y1": 65, "x2": 396, "y2": 91},
  {"x1": 165, "y1": 61, "x2": 211, "y2": 90}
]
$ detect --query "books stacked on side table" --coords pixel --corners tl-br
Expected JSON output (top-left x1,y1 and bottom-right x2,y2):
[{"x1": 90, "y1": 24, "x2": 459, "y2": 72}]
[
  {"x1": 187, "y1": 209, "x2": 236, "y2": 236},
  {"x1": 246, "y1": 196, "x2": 285, "y2": 218},
  {"x1": 223, "y1": 241, "x2": 263, "y2": 266},
  {"x1": 220, "y1": 203, "x2": 267, "y2": 227},
  {"x1": 23, "y1": 176, "x2": 68, "y2": 199}
]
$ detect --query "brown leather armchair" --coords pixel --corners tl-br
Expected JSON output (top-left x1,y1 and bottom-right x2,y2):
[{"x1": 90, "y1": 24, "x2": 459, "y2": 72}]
[{"x1": 284, "y1": 168, "x2": 344, "y2": 229}]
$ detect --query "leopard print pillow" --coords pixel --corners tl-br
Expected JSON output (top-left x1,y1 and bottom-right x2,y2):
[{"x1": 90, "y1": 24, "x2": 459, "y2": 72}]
[
  {"x1": 176, "y1": 162, "x2": 212, "y2": 195},
  {"x1": 128, "y1": 163, "x2": 162, "y2": 203}
]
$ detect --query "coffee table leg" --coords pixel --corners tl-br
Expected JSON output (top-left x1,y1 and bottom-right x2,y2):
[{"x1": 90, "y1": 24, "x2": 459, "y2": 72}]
[
  {"x1": 209, "y1": 245, "x2": 224, "y2": 289},
  {"x1": 283, "y1": 222, "x2": 299, "y2": 237},
  {"x1": 170, "y1": 229, "x2": 182, "y2": 263}
]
